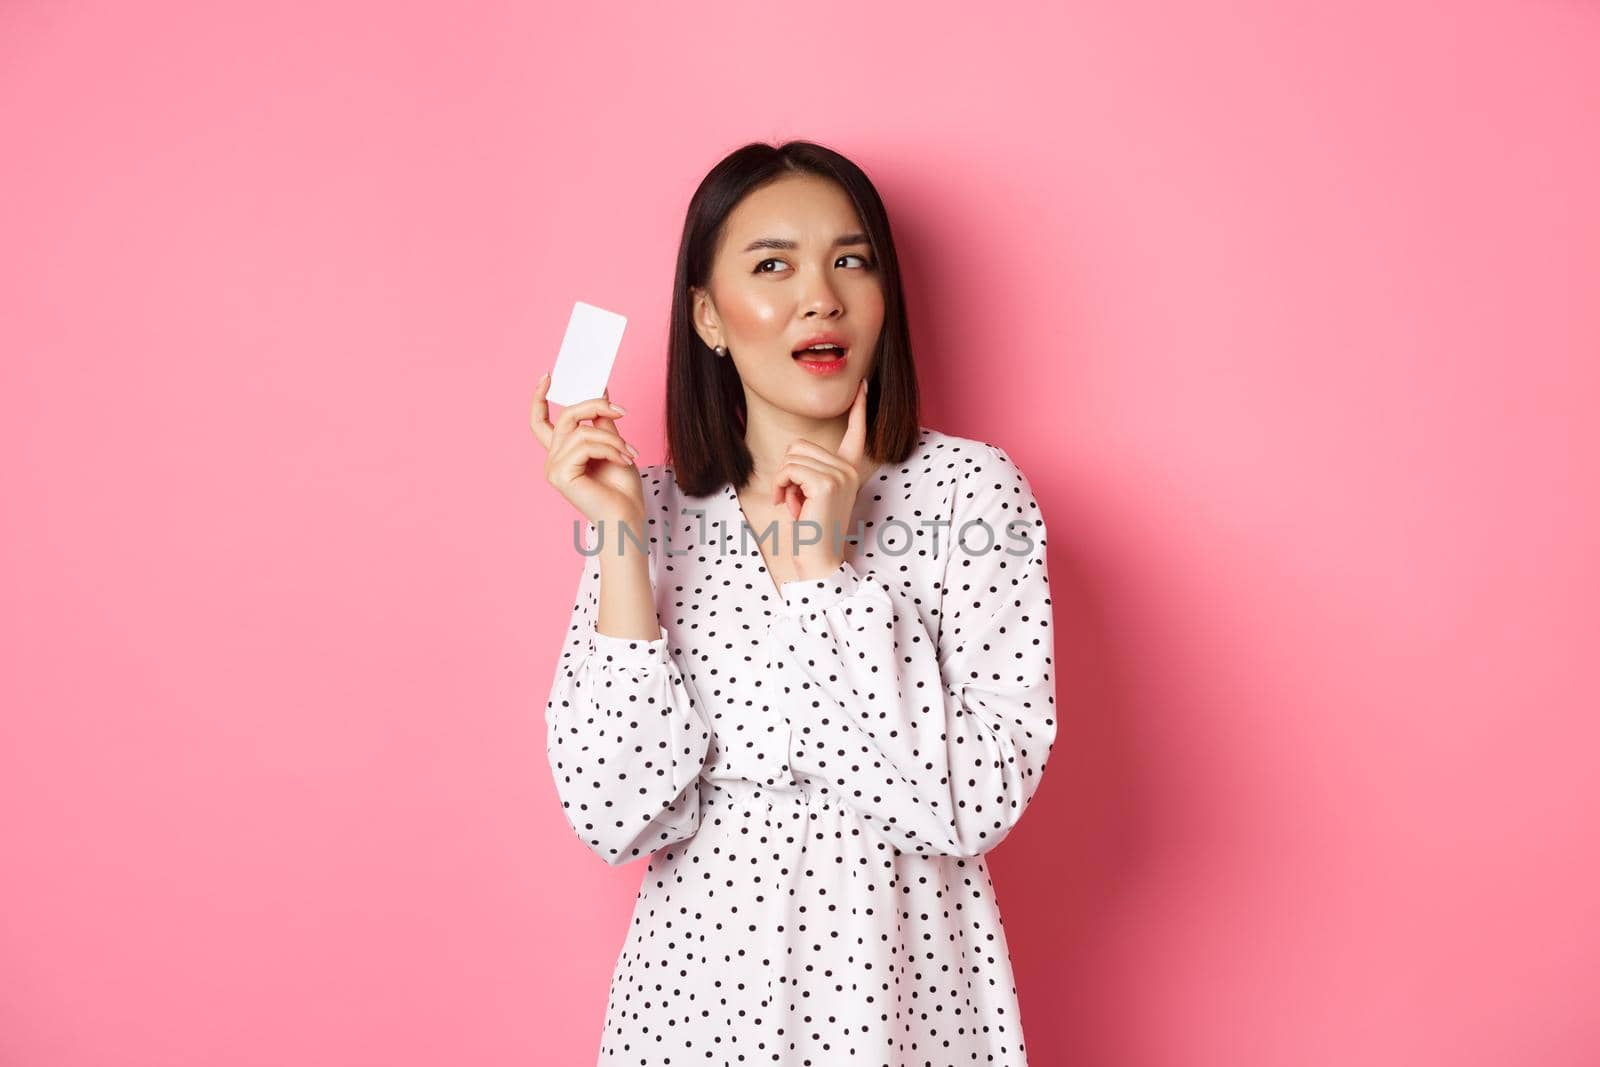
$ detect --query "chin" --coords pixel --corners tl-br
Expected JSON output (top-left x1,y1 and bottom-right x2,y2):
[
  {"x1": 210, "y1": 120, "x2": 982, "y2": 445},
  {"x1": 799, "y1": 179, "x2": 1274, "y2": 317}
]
[{"x1": 760, "y1": 388, "x2": 853, "y2": 422}]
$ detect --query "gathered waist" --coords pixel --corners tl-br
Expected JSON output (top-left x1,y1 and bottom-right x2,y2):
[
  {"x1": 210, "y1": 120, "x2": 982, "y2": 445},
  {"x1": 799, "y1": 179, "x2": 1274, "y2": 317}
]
[{"x1": 699, "y1": 774, "x2": 837, "y2": 811}]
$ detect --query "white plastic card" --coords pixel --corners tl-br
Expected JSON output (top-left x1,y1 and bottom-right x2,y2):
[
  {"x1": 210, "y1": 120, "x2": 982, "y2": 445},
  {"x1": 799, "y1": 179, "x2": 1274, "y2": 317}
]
[{"x1": 547, "y1": 300, "x2": 627, "y2": 406}]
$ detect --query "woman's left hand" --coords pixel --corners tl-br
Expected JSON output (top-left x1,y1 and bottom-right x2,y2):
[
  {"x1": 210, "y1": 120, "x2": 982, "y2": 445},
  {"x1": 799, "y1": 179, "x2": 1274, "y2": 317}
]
[{"x1": 773, "y1": 379, "x2": 871, "y2": 581}]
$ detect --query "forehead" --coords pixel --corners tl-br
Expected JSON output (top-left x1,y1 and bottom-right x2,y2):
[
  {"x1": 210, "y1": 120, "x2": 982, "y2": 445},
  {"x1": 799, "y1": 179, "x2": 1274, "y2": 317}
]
[{"x1": 720, "y1": 174, "x2": 863, "y2": 246}]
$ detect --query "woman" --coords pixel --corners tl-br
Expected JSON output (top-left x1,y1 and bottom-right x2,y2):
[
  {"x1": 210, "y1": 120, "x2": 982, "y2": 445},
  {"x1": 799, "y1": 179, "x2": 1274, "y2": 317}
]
[{"x1": 530, "y1": 140, "x2": 1057, "y2": 1065}]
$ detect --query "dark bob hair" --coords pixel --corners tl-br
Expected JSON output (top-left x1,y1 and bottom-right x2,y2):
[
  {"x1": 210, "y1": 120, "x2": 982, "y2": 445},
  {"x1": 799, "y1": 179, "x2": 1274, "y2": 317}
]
[{"x1": 665, "y1": 140, "x2": 922, "y2": 497}]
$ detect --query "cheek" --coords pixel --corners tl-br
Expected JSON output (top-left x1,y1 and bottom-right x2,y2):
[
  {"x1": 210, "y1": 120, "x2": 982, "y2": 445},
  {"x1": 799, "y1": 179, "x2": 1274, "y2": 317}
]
[
  {"x1": 718, "y1": 282, "x2": 787, "y2": 337},
  {"x1": 855, "y1": 289, "x2": 886, "y2": 337},
  {"x1": 849, "y1": 276, "x2": 886, "y2": 314}
]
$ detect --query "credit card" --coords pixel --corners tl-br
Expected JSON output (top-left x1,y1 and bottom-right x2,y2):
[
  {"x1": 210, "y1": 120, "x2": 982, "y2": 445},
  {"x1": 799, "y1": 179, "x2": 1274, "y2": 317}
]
[{"x1": 547, "y1": 300, "x2": 627, "y2": 406}]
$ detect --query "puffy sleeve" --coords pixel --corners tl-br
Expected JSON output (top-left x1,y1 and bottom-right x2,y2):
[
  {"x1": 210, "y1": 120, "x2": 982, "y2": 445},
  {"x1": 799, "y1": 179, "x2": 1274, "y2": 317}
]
[
  {"x1": 544, "y1": 520, "x2": 713, "y2": 866},
  {"x1": 768, "y1": 443, "x2": 1057, "y2": 859}
]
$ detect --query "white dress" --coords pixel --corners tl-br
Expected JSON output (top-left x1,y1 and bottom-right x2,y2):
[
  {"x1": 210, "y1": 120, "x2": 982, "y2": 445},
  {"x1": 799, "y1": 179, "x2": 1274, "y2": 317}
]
[{"x1": 545, "y1": 426, "x2": 1058, "y2": 1066}]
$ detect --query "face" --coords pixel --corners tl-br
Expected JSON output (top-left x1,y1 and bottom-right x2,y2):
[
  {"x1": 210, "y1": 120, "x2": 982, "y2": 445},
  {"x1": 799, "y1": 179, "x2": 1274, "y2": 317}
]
[{"x1": 691, "y1": 173, "x2": 885, "y2": 420}]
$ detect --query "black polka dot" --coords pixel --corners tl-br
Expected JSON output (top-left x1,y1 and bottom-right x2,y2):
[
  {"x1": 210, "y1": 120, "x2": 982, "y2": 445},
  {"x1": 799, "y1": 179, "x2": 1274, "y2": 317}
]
[{"x1": 545, "y1": 426, "x2": 1057, "y2": 1063}]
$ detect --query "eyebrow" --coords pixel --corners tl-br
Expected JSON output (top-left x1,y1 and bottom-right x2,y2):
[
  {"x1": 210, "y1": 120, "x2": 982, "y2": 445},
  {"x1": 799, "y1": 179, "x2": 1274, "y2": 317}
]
[{"x1": 740, "y1": 232, "x2": 871, "y2": 253}]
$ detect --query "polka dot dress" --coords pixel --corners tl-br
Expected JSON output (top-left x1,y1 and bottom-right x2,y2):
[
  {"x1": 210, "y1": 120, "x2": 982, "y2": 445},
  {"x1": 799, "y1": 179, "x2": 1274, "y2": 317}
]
[{"x1": 545, "y1": 427, "x2": 1057, "y2": 1065}]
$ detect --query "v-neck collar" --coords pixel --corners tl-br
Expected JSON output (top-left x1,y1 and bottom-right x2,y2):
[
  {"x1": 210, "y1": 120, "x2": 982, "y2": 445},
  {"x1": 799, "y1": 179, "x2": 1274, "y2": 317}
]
[
  {"x1": 718, "y1": 479, "x2": 786, "y2": 604},
  {"x1": 673, "y1": 428, "x2": 932, "y2": 610},
  {"x1": 715, "y1": 455, "x2": 901, "y2": 606}
]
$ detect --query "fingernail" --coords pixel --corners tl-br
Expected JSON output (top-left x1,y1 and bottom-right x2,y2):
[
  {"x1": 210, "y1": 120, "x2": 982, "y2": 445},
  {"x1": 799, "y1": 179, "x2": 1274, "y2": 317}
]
[
  {"x1": 610, "y1": 403, "x2": 627, "y2": 414},
  {"x1": 625, "y1": 442, "x2": 640, "y2": 456}
]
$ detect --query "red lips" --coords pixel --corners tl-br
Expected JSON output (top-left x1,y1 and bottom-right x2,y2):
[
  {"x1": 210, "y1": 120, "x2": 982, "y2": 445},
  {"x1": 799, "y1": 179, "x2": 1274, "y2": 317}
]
[{"x1": 792, "y1": 331, "x2": 850, "y2": 355}]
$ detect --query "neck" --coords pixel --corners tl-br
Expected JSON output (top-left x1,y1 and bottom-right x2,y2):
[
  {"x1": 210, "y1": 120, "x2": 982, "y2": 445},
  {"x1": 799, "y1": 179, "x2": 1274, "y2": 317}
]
[{"x1": 740, "y1": 392, "x2": 875, "y2": 491}]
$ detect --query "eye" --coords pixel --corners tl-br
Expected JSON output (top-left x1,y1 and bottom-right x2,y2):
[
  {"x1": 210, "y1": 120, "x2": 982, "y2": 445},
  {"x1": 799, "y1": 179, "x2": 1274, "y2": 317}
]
[{"x1": 755, "y1": 253, "x2": 874, "y2": 274}]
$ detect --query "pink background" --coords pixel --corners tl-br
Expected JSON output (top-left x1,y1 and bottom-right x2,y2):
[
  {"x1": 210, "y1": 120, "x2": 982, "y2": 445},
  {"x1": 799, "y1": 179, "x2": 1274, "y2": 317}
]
[{"x1": 3, "y1": 2, "x2": 1597, "y2": 1064}]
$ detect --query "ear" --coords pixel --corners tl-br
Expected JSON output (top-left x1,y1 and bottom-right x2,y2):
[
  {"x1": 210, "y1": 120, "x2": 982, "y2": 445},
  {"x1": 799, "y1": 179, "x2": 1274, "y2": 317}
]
[{"x1": 689, "y1": 286, "x2": 721, "y2": 351}]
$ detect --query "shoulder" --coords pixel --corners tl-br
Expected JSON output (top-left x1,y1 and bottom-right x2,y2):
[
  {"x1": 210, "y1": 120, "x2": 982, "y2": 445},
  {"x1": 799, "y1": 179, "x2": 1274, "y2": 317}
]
[
  {"x1": 873, "y1": 425, "x2": 1022, "y2": 492},
  {"x1": 635, "y1": 460, "x2": 682, "y2": 502},
  {"x1": 631, "y1": 461, "x2": 698, "y2": 535},
  {"x1": 918, "y1": 429, "x2": 1043, "y2": 536},
  {"x1": 916, "y1": 427, "x2": 1035, "y2": 493}
]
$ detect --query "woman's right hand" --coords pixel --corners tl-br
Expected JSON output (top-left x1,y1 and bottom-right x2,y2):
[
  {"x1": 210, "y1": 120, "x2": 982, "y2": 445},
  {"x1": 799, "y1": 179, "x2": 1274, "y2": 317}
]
[{"x1": 530, "y1": 375, "x2": 645, "y2": 526}]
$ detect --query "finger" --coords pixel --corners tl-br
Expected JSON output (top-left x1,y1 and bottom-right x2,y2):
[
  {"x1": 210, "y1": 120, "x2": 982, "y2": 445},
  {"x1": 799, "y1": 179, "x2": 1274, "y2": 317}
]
[
  {"x1": 554, "y1": 394, "x2": 626, "y2": 434},
  {"x1": 837, "y1": 378, "x2": 869, "y2": 466},
  {"x1": 592, "y1": 390, "x2": 640, "y2": 458},
  {"x1": 785, "y1": 483, "x2": 803, "y2": 521},
  {"x1": 772, "y1": 457, "x2": 842, "y2": 504},
  {"x1": 778, "y1": 455, "x2": 844, "y2": 483},
  {"x1": 782, "y1": 438, "x2": 853, "y2": 477},
  {"x1": 553, "y1": 395, "x2": 627, "y2": 441},
  {"x1": 593, "y1": 385, "x2": 618, "y2": 437},
  {"x1": 551, "y1": 426, "x2": 629, "y2": 471},
  {"x1": 551, "y1": 431, "x2": 635, "y2": 481},
  {"x1": 567, "y1": 424, "x2": 632, "y2": 459},
  {"x1": 530, "y1": 371, "x2": 555, "y2": 449}
]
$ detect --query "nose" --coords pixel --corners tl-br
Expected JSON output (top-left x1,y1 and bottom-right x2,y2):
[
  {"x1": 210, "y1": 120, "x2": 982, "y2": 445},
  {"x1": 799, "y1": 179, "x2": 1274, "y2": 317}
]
[{"x1": 801, "y1": 268, "x2": 843, "y2": 319}]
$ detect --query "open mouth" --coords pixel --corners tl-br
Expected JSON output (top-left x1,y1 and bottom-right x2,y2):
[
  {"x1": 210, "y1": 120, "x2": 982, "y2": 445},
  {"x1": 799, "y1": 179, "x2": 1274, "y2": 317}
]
[{"x1": 792, "y1": 343, "x2": 848, "y2": 363}]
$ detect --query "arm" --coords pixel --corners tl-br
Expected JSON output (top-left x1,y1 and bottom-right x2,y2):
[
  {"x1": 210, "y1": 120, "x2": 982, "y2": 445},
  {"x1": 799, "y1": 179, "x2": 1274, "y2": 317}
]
[
  {"x1": 769, "y1": 443, "x2": 1058, "y2": 859},
  {"x1": 544, "y1": 520, "x2": 713, "y2": 866}
]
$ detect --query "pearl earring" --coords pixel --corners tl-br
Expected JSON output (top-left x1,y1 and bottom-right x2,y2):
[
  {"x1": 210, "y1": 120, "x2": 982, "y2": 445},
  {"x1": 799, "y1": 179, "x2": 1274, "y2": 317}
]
[{"x1": 713, "y1": 344, "x2": 727, "y2": 358}]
